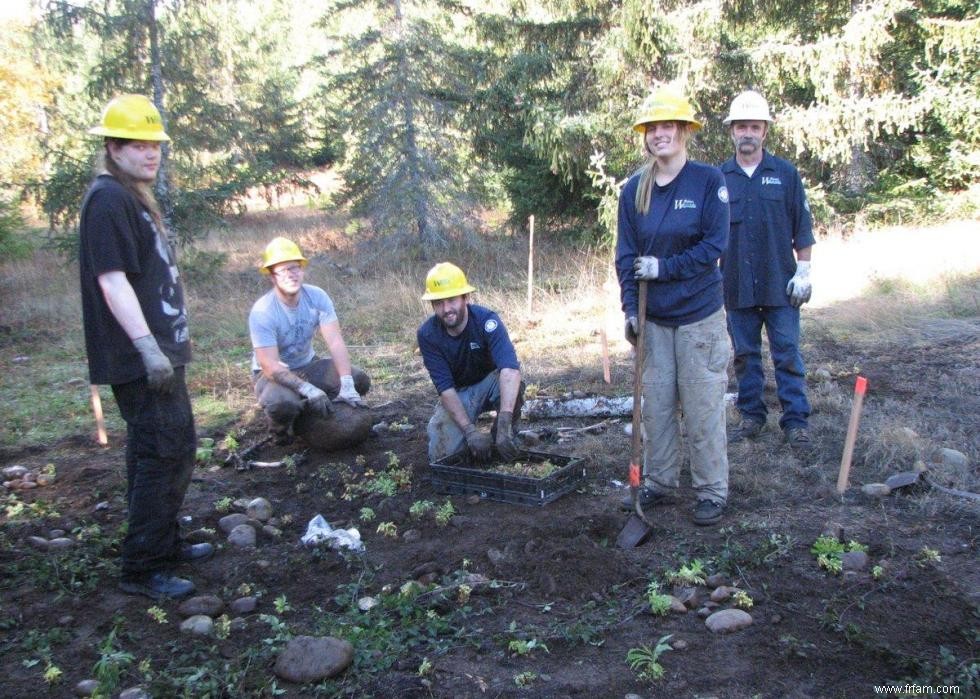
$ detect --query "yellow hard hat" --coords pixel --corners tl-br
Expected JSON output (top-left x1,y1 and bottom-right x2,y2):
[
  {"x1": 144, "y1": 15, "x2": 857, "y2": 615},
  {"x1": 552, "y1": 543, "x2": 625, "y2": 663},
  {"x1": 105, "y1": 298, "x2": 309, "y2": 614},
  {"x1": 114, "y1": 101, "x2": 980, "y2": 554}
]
[
  {"x1": 632, "y1": 88, "x2": 702, "y2": 133},
  {"x1": 260, "y1": 237, "x2": 308, "y2": 274},
  {"x1": 88, "y1": 94, "x2": 171, "y2": 141},
  {"x1": 421, "y1": 262, "x2": 476, "y2": 301}
]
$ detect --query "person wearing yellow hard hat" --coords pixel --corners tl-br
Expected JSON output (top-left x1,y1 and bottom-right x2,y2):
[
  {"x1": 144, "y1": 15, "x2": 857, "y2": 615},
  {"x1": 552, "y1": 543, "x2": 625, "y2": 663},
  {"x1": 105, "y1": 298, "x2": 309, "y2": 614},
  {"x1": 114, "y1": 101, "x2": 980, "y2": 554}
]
[
  {"x1": 79, "y1": 94, "x2": 208, "y2": 601},
  {"x1": 720, "y1": 90, "x2": 815, "y2": 449},
  {"x1": 248, "y1": 237, "x2": 371, "y2": 445},
  {"x1": 417, "y1": 262, "x2": 523, "y2": 463},
  {"x1": 615, "y1": 85, "x2": 732, "y2": 526}
]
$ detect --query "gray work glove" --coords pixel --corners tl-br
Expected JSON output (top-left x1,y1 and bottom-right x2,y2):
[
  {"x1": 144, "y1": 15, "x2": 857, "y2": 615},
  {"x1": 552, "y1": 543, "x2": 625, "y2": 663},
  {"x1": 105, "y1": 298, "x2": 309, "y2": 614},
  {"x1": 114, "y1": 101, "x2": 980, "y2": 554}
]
[
  {"x1": 633, "y1": 256, "x2": 660, "y2": 280},
  {"x1": 625, "y1": 316, "x2": 639, "y2": 346},
  {"x1": 336, "y1": 374, "x2": 364, "y2": 408},
  {"x1": 786, "y1": 260, "x2": 812, "y2": 308},
  {"x1": 464, "y1": 424, "x2": 493, "y2": 462},
  {"x1": 298, "y1": 381, "x2": 333, "y2": 418},
  {"x1": 133, "y1": 335, "x2": 174, "y2": 392},
  {"x1": 495, "y1": 411, "x2": 520, "y2": 461}
]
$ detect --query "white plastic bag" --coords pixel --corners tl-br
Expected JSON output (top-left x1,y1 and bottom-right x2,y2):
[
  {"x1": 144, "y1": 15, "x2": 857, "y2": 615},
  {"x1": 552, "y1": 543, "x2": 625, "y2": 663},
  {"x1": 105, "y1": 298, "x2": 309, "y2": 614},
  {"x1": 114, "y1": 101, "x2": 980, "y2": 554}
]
[{"x1": 301, "y1": 514, "x2": 364, "y2": 552}]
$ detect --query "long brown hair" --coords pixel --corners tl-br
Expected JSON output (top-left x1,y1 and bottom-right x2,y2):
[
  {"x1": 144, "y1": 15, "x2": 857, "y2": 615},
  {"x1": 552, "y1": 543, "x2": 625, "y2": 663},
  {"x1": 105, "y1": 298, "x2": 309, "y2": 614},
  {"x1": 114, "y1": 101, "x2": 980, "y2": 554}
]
[
  {"x1": 100, "y1": 138, "x2": 166, "y2": 235},
  {"x1": 633, "y1": 122, "x2": 693, "y2": 215}
]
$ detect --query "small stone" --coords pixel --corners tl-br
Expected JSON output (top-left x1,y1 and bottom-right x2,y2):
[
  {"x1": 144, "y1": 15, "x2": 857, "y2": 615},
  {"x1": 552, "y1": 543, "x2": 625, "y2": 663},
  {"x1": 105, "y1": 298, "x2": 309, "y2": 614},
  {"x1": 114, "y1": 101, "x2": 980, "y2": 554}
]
[
  {"x1": 466, "y1": 495, "x2": 481, "y2": 505},
  {"x1": 705, "y1": 573, "x2": 730, "y2": 589},
  {"x1": 2, "y1": 465, "x2": 29, "y2": 479},
  {"x1": 233, "y1": 498, "x2": 251, "y2": 510},
  {"x1": 262, "y1": 525, "x2": 282, "y2": 538},
  {"x1": 49, "y1": 529, "x2": 66, "y2": 539},
  {"x1": 47, "y1": 537, "x2": 74, "y2": 551},
  {"x1": 255, "y1": 559, "x2": 271, "y2": 569},
  {"x1": 267, "y1": 517, "x2": 280, "y2": 527},
  {"x1": 861, "y1": 483, "x2": 891, "y2": 497},
  {"x1": 246, "y1": 497, "x2": 273, "y2": 521},
  {"x1": 705, "y1": 608, "x2": 754, "y2": 634},
  {"x1": 229, "y1": 596, "x2": 257, "y2": 615},
  {"x1": 710, "y1": 586, "x2": 732, "y2": 603},
  {"x1": 274, "y1": 635, "x2": 354, "y2": 683},
  {"x1": 16, "y1": 480, "x2": 37, "y2": 490},
  {"x1": 58, "y1": 615, "x2": 74, "y2": 625},
  {"x1": 487, "y1": 548, "x2": 507, "y2": 566},
  {"x1": 357, "y1": 596, "x2": 378, "y2": 611},
  {"x1": 118, "y1": 688, "x2": 151, "y2": 699},
  {"x1": 402, "y1": 529, "x2": 421, "y2": 543},
  {"x1": 704, "y1": 601, "x2": 720, "y2": 610},
  {"x1": 940, "y1": 448, "x2": 968, "y2": 469},
  {"x1": 913, "y1": 460, "x2": 928, "y2": 473},
  {"x1": 180, "y1": 614, "x2": 214, "y2": 636},
  {"x1": 841, "y1": 550, "x2": 869, "y2": 571},
  {"x1": 821, "y1": 522, "x2": 845, "y2": 542},
  {"x1": 771, "y1": 614, "x2": 782, "y2": 624},
  {"x1": 814, "y1": 367, "x2": 832, "y2": 381},
  {"x1": 219, "y1": 513, "x2": 249, "y2": 534},
  {"x1": 35, "y1": 475, "x2": 54, "y2": 486},
  {"x1": 671, "y1": 639, "x2": 689, "y2": 651},
  {"x1": 185, "y1": 528, "x2": 215, "y2": 544},
  {"x1": 229, "y1": 617, "x2": 247, "y2": 632},
  {"x1": 673, "y1": 586, "x2": 700, "y2": 609},
  {"x1": 228, "y1": 524, "x2": 257, "y2": 548},
  {"x1": 94, "y1": 501, "x2": 110, "y2": 512},
  {"x1": 697, "y1": 606, "x2": 712, "y2": 618},
  {"x1": 668, "y1": 595, "x2": 687, "y2": 613},
  {"x1": 28, "y1": 536, "x2": 50, "y2": 551},
  {"x1": 74, "y1": 678, "x2": 98, "y2": 696},
  {"x1": 178, "y1": 595, "x2": 224, "y2": 618},
  {"x1": 21, "y1": 471, "x2": 36, "y2": 482}
]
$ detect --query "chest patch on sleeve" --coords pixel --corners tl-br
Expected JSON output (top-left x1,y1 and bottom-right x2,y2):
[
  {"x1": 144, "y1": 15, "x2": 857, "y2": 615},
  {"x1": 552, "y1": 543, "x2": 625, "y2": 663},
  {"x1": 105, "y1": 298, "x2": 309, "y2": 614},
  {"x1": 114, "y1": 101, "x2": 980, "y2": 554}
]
[
  {"x1": 484, "y1": 319, "x2": 498, "y2": 333},
  {"x1": 717, "y1": 186, "x2": 729, "y2": 203}
]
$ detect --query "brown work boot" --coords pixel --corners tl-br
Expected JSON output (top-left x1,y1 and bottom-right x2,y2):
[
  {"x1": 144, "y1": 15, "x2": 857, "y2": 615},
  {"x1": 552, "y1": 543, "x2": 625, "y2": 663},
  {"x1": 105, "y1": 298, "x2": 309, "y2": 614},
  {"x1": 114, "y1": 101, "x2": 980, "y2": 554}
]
[
  {"x1": 784, "y1": 427, "x2": 812, "y2": 450},
  {"x1": 729, "y1": 419, "x2": 764, "y2": 444}
]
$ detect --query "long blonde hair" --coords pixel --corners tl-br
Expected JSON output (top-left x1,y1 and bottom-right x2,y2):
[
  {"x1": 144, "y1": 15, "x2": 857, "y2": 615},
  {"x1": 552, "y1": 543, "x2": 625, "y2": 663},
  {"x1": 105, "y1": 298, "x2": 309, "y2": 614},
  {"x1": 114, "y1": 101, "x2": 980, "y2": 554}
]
[
  {"x1": 101, "y1": 138, "x2": 166, "y2": 235},
  {"x1": 633, "y1": 122, "x2": 692, "y2": 215}
]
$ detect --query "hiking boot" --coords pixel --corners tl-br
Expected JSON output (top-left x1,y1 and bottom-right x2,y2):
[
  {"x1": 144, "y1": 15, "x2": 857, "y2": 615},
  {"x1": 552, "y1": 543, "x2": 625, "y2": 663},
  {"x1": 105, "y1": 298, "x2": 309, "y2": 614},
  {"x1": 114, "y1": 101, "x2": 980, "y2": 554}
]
[
  {"x1": 728, "y1": 419, "x2": 764, "y2": 444},
  {"x1": 784, "y1": 427, "x2": 812, "y2": 449},
  {"x1": 620, "y1": 486, "x2": 670, "y2": 511},
  {"x1": 119, "y1": 571, "x2": 195, "y2": 600},
  {"x1": 172, "y1": 542, "x2": 214, "y2": 563},
  {"x1": 692, "y1": 499, "x2": 724, "y2": 526}
]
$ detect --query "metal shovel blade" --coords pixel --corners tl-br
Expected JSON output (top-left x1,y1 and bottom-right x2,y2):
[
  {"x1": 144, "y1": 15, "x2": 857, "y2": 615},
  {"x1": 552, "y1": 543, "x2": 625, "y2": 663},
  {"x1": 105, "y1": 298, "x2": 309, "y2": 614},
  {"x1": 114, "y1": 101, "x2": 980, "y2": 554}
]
[
  {"x1": 617, "y1": 513, "x2": 653, "y2": 548},
  {"x1": 885, "y1": 471, "x2": 922, "y2": 491}
]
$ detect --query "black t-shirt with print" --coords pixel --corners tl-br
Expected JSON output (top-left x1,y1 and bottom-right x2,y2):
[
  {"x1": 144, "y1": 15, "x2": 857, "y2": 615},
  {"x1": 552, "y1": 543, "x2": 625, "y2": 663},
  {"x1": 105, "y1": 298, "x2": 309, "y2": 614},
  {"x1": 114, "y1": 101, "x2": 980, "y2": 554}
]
[{"x1": 79, "y1": 175, "x2": 191, "y2": 385}]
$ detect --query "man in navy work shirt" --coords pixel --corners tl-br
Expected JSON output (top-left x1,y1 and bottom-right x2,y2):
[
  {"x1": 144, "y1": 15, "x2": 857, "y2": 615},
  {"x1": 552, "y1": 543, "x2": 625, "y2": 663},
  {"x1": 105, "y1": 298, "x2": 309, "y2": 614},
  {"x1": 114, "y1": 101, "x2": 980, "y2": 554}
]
[
  {"x1": 719, "y1": 90, "x2": 816, "y2": 449},
  {"x1": 417, "y1": 262, "x2": 523, "y2": 462}
]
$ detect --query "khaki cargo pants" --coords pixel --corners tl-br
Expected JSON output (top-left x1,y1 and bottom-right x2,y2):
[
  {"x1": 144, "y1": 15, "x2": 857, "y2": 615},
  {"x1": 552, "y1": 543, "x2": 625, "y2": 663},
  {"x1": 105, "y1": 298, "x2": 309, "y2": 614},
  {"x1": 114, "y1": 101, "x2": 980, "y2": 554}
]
[{"x1": 641, "y1": 307, "x2": 731, "y2": 504}]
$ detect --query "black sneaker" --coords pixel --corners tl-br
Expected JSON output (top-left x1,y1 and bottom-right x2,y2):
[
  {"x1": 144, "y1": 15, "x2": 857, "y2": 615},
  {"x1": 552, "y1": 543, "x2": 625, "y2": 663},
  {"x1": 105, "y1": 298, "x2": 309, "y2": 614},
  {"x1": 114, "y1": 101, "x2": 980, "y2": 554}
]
[
  {"x1": 172, "y1": 542, "x2": 214, "y2": 563},
  {"x1": 119, "y1": 572, "x2": 195, "y2": 600},
  {"x1": 729, "y1": 420, "x2": 764, "y2": 443},
  {"x1": 784, "y1": 427, "x2": 812, "y2": 449},
  {"x1": 692, "y1": 499, "x2": 724, "y2": 526},
  {"x1": 620, "y1": 487, "x2": 670, "y2": 511}
]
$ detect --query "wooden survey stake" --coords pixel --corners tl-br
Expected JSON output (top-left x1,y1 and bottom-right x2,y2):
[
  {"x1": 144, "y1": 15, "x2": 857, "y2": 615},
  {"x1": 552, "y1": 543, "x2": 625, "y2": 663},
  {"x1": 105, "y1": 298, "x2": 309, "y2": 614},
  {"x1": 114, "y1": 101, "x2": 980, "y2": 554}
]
[{"x1": 836, "y1": 376, "x2": 868, "y2": 494}]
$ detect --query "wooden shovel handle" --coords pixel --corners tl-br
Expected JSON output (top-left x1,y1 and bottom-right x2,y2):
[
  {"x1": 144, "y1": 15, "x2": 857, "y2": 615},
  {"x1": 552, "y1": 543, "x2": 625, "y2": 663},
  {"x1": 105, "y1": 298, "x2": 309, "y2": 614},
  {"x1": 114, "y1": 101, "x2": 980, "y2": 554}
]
[{"x1": 629, "y1": 280, "x2": 648, "y2": 480}]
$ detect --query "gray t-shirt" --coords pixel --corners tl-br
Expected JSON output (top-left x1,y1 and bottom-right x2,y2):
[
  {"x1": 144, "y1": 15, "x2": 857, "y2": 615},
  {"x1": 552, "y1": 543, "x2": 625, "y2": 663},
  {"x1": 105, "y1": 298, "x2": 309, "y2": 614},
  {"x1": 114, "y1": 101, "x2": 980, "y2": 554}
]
[{"x1": 249, "y1": 285, "x2": 338, "y2": 371}]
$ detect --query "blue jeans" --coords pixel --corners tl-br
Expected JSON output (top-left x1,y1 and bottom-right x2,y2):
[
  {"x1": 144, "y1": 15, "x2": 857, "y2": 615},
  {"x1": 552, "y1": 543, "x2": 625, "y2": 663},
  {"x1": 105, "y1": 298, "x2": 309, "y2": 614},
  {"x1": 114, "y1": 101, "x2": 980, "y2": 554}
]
[{"x1": 727, "y1": 306, "x2": 810, "y2": 430}]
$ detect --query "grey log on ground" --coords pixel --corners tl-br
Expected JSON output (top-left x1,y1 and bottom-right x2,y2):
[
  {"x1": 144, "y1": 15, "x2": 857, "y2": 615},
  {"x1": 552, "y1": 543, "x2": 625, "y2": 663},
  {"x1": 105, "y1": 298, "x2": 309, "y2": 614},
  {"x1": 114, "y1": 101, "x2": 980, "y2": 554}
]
[{"x1": 294, "y1": 404, "x2": 374, "y2": 451}]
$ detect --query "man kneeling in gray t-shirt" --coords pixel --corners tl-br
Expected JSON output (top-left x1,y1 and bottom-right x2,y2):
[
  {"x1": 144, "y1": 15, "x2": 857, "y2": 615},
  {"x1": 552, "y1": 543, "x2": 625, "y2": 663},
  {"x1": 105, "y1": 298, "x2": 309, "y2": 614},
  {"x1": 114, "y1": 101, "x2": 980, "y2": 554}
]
[{"x1": 248, "y1": 237, "x2": 370, "y2": 444}]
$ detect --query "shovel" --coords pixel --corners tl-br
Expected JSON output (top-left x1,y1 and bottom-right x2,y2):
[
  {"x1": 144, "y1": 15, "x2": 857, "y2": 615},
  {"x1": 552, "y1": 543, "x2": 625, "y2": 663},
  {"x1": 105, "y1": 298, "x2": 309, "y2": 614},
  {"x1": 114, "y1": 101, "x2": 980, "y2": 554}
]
[{"x1": 616, "y1": 279, "x2": 655, "y2": 548}]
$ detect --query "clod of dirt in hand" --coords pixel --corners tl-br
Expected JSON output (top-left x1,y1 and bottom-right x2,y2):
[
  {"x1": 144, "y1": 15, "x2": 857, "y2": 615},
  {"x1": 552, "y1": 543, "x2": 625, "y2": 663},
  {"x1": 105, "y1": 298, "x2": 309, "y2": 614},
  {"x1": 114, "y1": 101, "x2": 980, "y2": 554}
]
[
  {"x1": 2, "y1": 465, "x2": 28, "y2": 479},
  {"x1": 710, "y1": 586, "x2": 732, "y2": 603},
  {"x1": 668, "y1": 595, "x2": 688, "y2": 613},
  {"x1": 74, "y1": 678, "x2": 98, "y2": 696},
  {"x1": 705, "y1": 573, "x2": 730, "y2": 589},
  {"x1": 118, "y1": 688, "x2": 150, "y2": 699},
  {"x1": 246, "y1": 497, "x2": 273, "y2": 521},
  {"x1": 940, "y1": 448, "x2": 968, "y2": 469},
  {"x1": 274, "y1": 636, "x2": 355, "y2": 683},
  {"x1": 219, "y1": 513, "x2": 249, "y2": 534},
  {"x1": 841, "y1": 550, "x2": 869, "y2": 572},
  {"x1": 178, "y1": 595, "x2": 224, "y2": 618},
  {"x1": 705, "y1": 608, "x2": 754, "y2": 634},
  {"x1": 179, "y1": 615, "x2": 214, "y2": 636},
  {"x1": 861, "y1": 483, "x2": 891, "y2": 497},
  {"x1": 228, "y1": 524, "x2": 257, "y2": 548},
  {"x1": 229, "y1": 597, "x2": 257, "y2": 615}
]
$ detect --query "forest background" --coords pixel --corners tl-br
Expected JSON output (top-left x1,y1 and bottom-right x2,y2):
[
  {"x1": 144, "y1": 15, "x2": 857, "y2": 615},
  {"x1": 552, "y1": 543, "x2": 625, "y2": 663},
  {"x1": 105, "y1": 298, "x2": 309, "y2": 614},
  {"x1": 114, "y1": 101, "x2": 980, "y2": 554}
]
[{"x1": 0, "y1": 0, "x2": 977, "y2": 257}]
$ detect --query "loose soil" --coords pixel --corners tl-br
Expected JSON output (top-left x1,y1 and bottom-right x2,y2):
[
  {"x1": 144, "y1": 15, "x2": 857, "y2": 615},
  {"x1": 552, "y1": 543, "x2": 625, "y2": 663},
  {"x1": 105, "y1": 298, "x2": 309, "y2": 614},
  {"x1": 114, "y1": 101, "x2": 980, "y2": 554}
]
[{"x1": 1, "y1": 324, "x2": 977, "y2": 698}]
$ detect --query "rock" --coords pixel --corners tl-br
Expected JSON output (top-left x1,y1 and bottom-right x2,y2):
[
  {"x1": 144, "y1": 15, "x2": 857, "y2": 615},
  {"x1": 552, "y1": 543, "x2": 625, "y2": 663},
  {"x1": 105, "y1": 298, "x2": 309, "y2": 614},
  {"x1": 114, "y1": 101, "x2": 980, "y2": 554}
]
[
  {"x1": 487, "y1": 547, "x2": 507, "y2": 566},
  {"x1": 294, "y1": 404, "x2": 374, "y2": 452},
  {"x1": 274, "y1": 635, "x2": 354, "y2": 683},
  {"x1": 233, "y1": 498, "x2": 251, "y2": 510},
  {"x1": 58, "y1": 615, "x2": 74, "y2": 625},
  {"x1": 262, "y1": 525, "x2": 282, "y2": 538},
  {"x1": 36, "y1": 474, "x2": 54, "y2": 486},
  {"x1": 841, "y1": 550, "x2": 869, "y2": 571},
  {"x1": 21, "y1": 471, "x2": 36, "y2": 481},
  {"x1": 229, "y1": 617, "x2": 247, "y2": 632},
  {"x1": 178, "y1": 595, "x2": 225, "y2": 618},
  {"x1": 16, "y1": 480, "x2": 37, "y2": 490},
  {"x1": 2, "y1": 465, "x2": 29, "y2": 479},
  {"x1": 671, "y1": 639, "x2": 689, "y2": 651},
  {"x1": 705, "y1": 573, "x2": 730, "y2": 589},
  {"x1": 466, "y1": 494, "x2": 481, "y2": 505},
  {"x1": 940, "y1": 448, "x2": 968, "y2": 469},
  {"x1": 246, "y1": 497, "x2": 273, "y2": 521},
  {"x1": 94, "y1": 501, "x2": 110, "y2": 512},
  {"x1": 821, "y1": 522, "x2": 845, "y2": 542},
  {"x1": 185, "y1": 528, "x2": 215, "y2": 544},
  {"x1": 705, "y1": 608, "x2": 754, "y2": 634},
  {"x1": 49, "y1": 529, "x2": 66, "y2": 539},
  {"x1": 357, "y1": 596, "x2": 378, "y2": 611},
  {"x1": 47, "y1": 537, "x2": 74, "y2": 551},
  {"x1": 673, "y1": 586, "x2": 700, "y2": 609},
  {"x1": 771, "y1": 614, "x2": 783, "y2": 624},
  {"x1": 710, "y1": 586, "x2": 732, "y2": 603},
  {"x1": 668, "y1": 595, "x2": 687, "y2": 613},
  {"x1": 229, "y1": 596, "x2": 257, "y2": 615},
  {"x1": 913, "y1": 460, "x2": 928, "y2": 473},
  {"x1": 861, "y1": 483, "x2": 891, "y2": 497},
  {"x1": 402, "y1": 529, "x2": 421, "y2": 543},
  {"x1": 704, "y1": 601, "x2": 720, "y2": 610},
  {"x1": 28, "y1": 536, "x2": 50, "y2": 551},
  {"x1": 255, "y1": 559, "x2": 271, "y2": 569},
  {"x1": 228, "y1": 524, "x2": 257, "y2": 548},
  {"x1": 410, "y1": 561, "x2": 440, "y2": 578},
  {"x1": 74, "y1": 678, "x2": 98, "y2": 696},
  {"x1": 179, "y1": 614, "x2": 214, "y2": 636},
  {"x1": 697, "y1": 606, "x2": 713, "y2": 618},
  {"x1": 118, "y1": 688, "x2": 151, "y2": 699},
  {"x1": 219, "y1": 513, "x2": 250, "y2": 534}
]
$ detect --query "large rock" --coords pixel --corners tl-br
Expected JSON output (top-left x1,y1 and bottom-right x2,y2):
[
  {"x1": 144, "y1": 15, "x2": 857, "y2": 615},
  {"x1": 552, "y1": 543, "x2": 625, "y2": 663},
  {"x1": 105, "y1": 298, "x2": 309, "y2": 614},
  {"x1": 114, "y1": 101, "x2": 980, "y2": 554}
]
[
  {"x1": 293, "y1": 404, "x2": 374, "y2": 452},
  {"x1": 705, "y1": 608, "x2": 754, "y2": 634},
  {"x1": 228, "y1": 524, "x2": 257, "y2": 548},
  {"x1": 179, "y1": 615, "x2": 214, "y2": 636},
  {"x1": 274, "y1": 635, "x2": 354, "y2": 683},
  {"x1": 940, "y1": 448, "x2": 968, "y2": 469},
  {"x1": 178, "y1": 595, "x2": 225, "y2": 618},
  {"x1": 246, "y1": 497, "x2": 273, "y2": 521},
  {"x1": 219, "y1": 513, "x2": 250, "y2": 534}
]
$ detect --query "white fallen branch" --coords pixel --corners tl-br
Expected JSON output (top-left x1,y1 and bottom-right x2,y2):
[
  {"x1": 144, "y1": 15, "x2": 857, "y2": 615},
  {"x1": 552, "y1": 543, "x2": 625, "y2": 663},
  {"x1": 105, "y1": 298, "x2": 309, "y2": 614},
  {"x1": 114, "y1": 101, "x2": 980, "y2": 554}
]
[{"x1": 522, "y1": 394, "x2": 736, "y2": 420}]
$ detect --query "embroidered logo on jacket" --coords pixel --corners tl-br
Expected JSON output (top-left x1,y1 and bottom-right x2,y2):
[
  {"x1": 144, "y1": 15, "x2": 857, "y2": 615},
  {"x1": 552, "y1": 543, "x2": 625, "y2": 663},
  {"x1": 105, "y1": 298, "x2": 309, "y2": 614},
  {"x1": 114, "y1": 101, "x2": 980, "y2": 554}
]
[
  {"x1": 470, "y1": 342, "x2": 481, "y2": 350},
  {"x1": 484, "y1": 319, "x2": 499, "y2": 332},
  {"x1": 673, "y1": 199, "x2": 697, "y2": 210},
  {"x1": 762, "y1": 177, "x2": 782, "y2": 186},
  {"x1": 718, "y1": 186, "x2": 729, "y2": 203}
]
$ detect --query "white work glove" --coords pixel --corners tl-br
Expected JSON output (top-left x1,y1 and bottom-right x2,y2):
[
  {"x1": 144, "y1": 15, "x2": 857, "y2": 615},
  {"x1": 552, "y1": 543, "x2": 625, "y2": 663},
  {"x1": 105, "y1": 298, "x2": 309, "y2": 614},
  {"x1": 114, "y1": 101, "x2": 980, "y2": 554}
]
[
  {"x1": 633, "y1": 256, "x2": 660, "y2": 280},
  {"x1": 786, "y1": 260, "x2": 812, "y2": 308},
  {"x1": 625, "y1": 316, "x2": 639, "y2": 346},
  {"x1": 336, "y1": 374, "x2": 364, "y2": 407},
  {"x1": 298, "y1": 381, "x2": 333, "y2": 417},
  {"x1": 132, "y1": 335, "x2": 174, "y2": 392}
]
